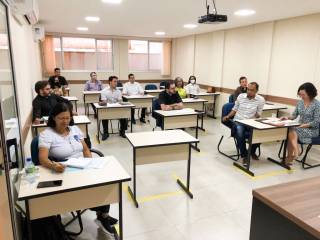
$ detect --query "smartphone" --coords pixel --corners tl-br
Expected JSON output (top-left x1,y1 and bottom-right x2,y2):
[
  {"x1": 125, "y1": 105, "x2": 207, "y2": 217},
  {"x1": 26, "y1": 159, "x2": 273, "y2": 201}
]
[{"x1": 37, "y1": 180, "x2": 63, "y2": 188}]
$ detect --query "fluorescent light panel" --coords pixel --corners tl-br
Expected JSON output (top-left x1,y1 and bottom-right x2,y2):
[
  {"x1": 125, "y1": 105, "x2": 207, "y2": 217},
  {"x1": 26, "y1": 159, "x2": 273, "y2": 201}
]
[
  {"x1": 102, "y1": 0, "x2": 122, "y2": 4},
  {"x1": 85, "y1": 16, "x2": 100, "y2": 22},
  {"x1": 77, "y1": 27, "x2": 88, "y2": 31},
  {"x1": 234, "y1": 9, "x2": 256, "y2": 16},
  {"x1": 184, "y1": 24, "x2": 198, "y2": 29},
  {"x1": 155, "y1": 31, "x2": 165, "y2": 36}
]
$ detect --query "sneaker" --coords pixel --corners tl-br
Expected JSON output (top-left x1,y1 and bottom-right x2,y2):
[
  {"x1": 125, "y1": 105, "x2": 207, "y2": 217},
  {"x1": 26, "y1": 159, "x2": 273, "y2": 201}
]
[
  {"x1": 107, "y1": 215, "x2": 118, "y2": 225},
  {"x1": 95, "y1": 216, "x2": 115, "y2": 235},
  {"x1": 101, "y1": 133, "x2": 109, "y2": 141},
  {"x1": 140, "y1": 118, "x2": 146, "y2": 123}
]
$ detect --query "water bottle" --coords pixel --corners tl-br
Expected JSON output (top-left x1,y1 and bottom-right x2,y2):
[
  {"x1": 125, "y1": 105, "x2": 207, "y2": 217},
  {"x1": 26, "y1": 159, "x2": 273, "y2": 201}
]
[{"x1": 25, "y1": 157, "x2": 36, "y2": 183}]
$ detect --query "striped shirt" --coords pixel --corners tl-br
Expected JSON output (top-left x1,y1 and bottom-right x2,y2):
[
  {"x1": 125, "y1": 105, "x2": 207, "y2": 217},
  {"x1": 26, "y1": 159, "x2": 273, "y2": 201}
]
[{"x1": 233, "y1": 93, "x2": 265, "y2": 120}]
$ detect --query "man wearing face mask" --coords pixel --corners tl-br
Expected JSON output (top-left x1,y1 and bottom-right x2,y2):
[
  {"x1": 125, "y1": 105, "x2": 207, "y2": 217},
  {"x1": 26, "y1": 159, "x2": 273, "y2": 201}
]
[
  {"x1": 185, "y1": 75, "x2": 201, "y2": 97},
  {"x1": 232, "y1": 76, "x2": 248, "y2": 102}
]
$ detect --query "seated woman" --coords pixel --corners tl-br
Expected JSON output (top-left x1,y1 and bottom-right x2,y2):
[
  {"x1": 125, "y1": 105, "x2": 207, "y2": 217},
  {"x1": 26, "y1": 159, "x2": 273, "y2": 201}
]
[
  {"x1": 185, "y1": 75, "x2": 200, "y2": 97},
  {"x1": 38, "y1": 102, "x2": 117, "y2": 236},
  {"x1": 175, "y1": 77, "x2": 187, "y2": 99},
  {"x1": 281, "y1": 82, "x2": 320, "y2": 166}
]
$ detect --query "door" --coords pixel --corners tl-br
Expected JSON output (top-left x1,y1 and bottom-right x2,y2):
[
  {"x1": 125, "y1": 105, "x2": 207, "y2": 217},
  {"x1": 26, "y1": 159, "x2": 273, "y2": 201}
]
[{"x1": 0, "y1": 1, "x2": 24, "y2": 239}]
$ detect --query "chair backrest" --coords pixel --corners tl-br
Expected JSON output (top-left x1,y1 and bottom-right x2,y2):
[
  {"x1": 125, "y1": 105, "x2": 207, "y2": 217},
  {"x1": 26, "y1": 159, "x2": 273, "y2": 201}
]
[
  {"x1": 221, "y1": 102, "x2": 235, "y2": 129},
  {"x1": 229, "y1": 94, "x2": 235, "y2": 103},
  {"x1": 30, "y1": 136, "x2": 40, "y2": 166},
  {"x1": 159, "y1": 81, "x2": 167, "y2": 87},
  {"x1": 145, "y1": 84, "x2": 157, "y2": 90}
]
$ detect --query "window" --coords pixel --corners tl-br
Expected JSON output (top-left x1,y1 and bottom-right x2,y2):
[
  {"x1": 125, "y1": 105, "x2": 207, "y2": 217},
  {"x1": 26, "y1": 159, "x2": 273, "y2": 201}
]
[
  {"x1": 50, "y1": 36, "x2": 113, "y2": 71},
  {"x1": 128, "y1": 40, "x2": 163, "y2": 72},
  {"x1": 0, "y1": 33, "x2": 10, "y2": 70}
]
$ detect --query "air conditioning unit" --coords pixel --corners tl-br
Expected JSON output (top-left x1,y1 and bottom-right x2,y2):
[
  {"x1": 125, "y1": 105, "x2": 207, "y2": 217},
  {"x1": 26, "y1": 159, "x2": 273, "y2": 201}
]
[{"x1": 5, "y1": 0, "x2": 39, "y2": 25}]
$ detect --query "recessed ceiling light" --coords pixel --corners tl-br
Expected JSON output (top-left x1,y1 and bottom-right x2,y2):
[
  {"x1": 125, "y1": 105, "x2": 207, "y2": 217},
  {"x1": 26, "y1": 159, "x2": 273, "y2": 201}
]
[
  {"x1": 184, "y1": 24, "x2": 198, "y2": 29},
  {"x1": 102, "y1": 0, "x2": 122, "y2": 4},
  {"x1": 77, "y1": 27, "x2": 88, "y2": 31},
  {"x1": 155, "y1": 31, "x2": 165, "y2": 36},
  {"x1": 85, "y1": 16, "x2": 100, "y2": 22},
  {"x1": 234, "y1": 9, "x2": 256, "y2": 16}
]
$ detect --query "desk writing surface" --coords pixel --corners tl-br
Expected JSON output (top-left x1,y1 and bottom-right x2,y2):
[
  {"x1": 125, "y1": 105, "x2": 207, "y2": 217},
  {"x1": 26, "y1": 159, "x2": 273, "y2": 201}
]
[
  {"x1": 155, "y1": 108, "x2": 200, "y2": 117},
  {"x1": 83, "y1": 91, "x2": 101, "y2": 95},
  {"x1": 73, "y1": 115, "x2": 91, "y2": 124},
  {"x1": 122, "y1": 94, "x2": 154, "y2": 99},
  {"x1": 253, "y1": 176, "x2": 320, "y2": 239},
  {"x1": 18, "y1": 156, "x2": 130, "y2": 201},
  {"x1": 63, "y1": 96, "x2": 78, "y2": 101},
  {"x1": 126, "y1": 130, "x2": 199, "y2": 147},
  {"x1": 194, "y1": 92, "x2": 220, "y2": 96},
  {"x1": 182, "y1": 98, "x2": 208, "y2": 103},
  {"x1": 145, "y1": 90, "x2": 163, "y2": 93},
  {"x1": 263, "y1": 104, "x2": 287, "y2": 111},
  {"x1": 93, "y1": 102, "x2": 135, "y2": 109},
  {"x1": 235, "y1": 118, "x2": 299, "y2": 130}
]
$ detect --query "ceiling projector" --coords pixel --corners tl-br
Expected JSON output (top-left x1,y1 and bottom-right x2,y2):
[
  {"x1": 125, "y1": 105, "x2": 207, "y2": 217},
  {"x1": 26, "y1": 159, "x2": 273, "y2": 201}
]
[{"x1": 198, "y1": 0, "x2": 227, "y2": 24}]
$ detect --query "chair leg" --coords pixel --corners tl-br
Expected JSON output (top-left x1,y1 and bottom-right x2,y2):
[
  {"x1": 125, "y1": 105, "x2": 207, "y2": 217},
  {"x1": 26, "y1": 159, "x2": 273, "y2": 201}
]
[
  {"x1": 64, "y1": 210, "x2": 86, "y2": 236},
  {"x1": 296, "y1": 144, "x2": 320, "y2": 169},
  {"x1": 299, "y1": 144, "x2": 304, "y2": 156},
  {"x1": 278, "y1": 140, "x2": 285, "y2": 159},
  {"x1": 217, "y1": 135, "x2": 240, "y2": 161}
]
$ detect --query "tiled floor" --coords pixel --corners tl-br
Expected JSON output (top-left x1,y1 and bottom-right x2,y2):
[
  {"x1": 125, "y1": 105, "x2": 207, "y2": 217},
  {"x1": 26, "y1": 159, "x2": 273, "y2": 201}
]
[{"x1": 66, "y1": 108, "x2": 320, "y2": 240}]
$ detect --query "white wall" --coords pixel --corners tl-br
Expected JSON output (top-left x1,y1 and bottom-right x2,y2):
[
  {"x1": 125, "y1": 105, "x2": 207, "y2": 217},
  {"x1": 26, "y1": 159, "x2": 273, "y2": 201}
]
[
  {"x1": 10, "y1": 15, "x2": 42, "y2": 155},
  {"x1": 171, "y1": 13, "x2": 320, "y2": 102}
]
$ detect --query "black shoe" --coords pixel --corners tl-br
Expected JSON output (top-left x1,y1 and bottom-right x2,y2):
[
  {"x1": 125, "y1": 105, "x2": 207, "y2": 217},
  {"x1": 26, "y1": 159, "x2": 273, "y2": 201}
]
[
  {"x1": 95, "y1": 215, "x2": 114, "y2": 235},
  {"x1": 140, "y1": 118, "x2": 146, "y2": 123},
  {"x1": 119, "y1": 131, "x2": 126, "y2": 138},
  {"x1": 132, "y1": 119, "x2": 136, "y2": 124},
  {"x1": 242, "y1": 158, "x2": 248, "y2": 166},
  {"x1": 251, "y1": 153, "x2": 259, "y2": 161},
  {"x1": 101, "y1": 133, "x2": 109, "y2": 141},
  {"x1": 107, "y1": 215, "x2": 118, "y2": 225},
  {"x1": 94, "y1": 114, "x2": 97, "y2": 119}
]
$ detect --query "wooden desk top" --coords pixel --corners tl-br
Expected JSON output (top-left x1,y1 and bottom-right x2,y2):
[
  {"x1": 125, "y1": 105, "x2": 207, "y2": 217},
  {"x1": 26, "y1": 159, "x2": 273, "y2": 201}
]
[
  {"x1": 235, "y1": 118, "x2": 300, "y2": 130},
  {"x1": 194, "y1": 92, "x2": 221, "y2": 96},
  {"x1": 145, "y1": 89, "x2": 163, "y2": 93},
  {"x1": 126, "y1": 130, "x2": 199, "y2": 148},
  {"x1": 154, "y1": 108, "x2": 202, "y2": 117},
  {"x1": 122, "y1": 94, "x2": 155, "y2": 99},
  {"x1": 18, "y1": 156, "x2": 131, "y2": 201},
  {"x1": 182, "y1": 98, "x2": 208, "y2": 103},
  {"x1": 93, "y1": 102, "x2": 135, "y2": 109},
  {"x1": 32, "y1": 115, "x2": 91, "y2": 128},
  {"x1": 253, "y1": 176, "x2": 320, "y2": 239},
  {"x1": 63, "y1": 96, "x2": 79, "y2": 101},
  {"x1": 263, "y1": 103, "x2": 288, "y2": 111},
  {"x1": 83, "y1": 91, "x2": 101, "y2": 95}
]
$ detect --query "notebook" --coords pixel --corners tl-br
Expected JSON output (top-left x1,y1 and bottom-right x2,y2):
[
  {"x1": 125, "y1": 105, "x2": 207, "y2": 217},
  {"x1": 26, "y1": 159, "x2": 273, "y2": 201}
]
[{"x1": 61, "y1": 157, "x2": 108, "y2": 169}]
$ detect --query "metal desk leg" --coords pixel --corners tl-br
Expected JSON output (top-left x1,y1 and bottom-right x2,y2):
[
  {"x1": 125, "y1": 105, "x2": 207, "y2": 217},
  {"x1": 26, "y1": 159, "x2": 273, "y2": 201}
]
[
  {"x1": 118, "y1": 183, "x2": 123, "y2": 240},
  {"x1": 128, "y1": 148, "x2": 139, "y2": 208},
  {"x1": 177, "y1": 144, "x2": 193, "y2": 198},
  {"x1": 212, "y1": 95, "x2": 217, "y2": 119},
  {"x1": 198, "y1": 102, "x2": 205, "y2": 132},
  {"x1": 26, "y1": 200, "x2": 32, "y2": 240},
  {"x1": 96, "y1": 112, "x2": 101, "y2": 144},
  {"x1": 234, "y1": 128, "x2": 255, "y2": 176},
  {"x1": 191, "y1": 115, "x2": 200, "y2": 152},
  {"x1": 75, "y1": 101, "x2": 78, "y2": 112}
]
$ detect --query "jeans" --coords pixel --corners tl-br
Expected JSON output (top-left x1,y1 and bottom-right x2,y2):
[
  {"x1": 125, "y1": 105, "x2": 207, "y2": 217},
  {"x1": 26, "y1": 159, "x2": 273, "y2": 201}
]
[
  {"x1": 102, "y1": 119, "x2": 128, "y2": 134},
  {"x1": 131, "y1": 108, "x2": 146, "y2": 120},
  {"x1": 233, "y1": 123, "x2": 260, "y2": 158}
]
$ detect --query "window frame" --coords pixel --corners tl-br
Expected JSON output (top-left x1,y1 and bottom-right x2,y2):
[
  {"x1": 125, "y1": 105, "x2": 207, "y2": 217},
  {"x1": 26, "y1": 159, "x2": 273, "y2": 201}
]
[
  {"x1": 128, "y1": 40, "x2": 162, "y2": 73},
  {"x1": 53, "y1": 36, "x2": 114, "y2": 72}
]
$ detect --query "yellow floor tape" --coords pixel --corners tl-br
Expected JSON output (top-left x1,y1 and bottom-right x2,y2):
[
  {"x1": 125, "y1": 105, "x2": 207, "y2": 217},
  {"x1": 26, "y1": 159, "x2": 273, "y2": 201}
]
[{"x1": 234, "y1": 166, "x2": 295, "y2": 180}]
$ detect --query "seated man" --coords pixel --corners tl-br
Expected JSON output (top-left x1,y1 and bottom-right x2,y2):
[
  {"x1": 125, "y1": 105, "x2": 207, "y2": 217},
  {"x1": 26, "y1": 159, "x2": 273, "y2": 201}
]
[
  {"x1": 84, "y1": 72, "x2": 104, "y2": 117},
  {"x1": 32, "y1": 80, "x2": 72, "y2": 124},
  {"x1": 158, "y1": 80, "x2": 184, "y2": 111},
  {"x1": 123, "y1": 73, "x2": 146, "y2": 124},
  {"x1": 232, "y1": 76, "x2": 248, "y2": 102},
  {"x1": 100, "y1": 76, "x2": 127, "y2": 140},
  {"x1": 48, "y1": 67, "x2": 68, "y2": 96},
  {"x1": 223, "y1": 82, "x2": 265, "y2": 163}
]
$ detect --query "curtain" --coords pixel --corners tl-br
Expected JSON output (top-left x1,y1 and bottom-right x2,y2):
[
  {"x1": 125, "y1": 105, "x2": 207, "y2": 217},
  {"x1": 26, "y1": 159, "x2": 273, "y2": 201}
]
[
  {"x1": 161, "y1": 40, "x2": 171, "y2": 76},
  {"x1": 42, "y1": 36, "x2": 56, "y2": 76}
]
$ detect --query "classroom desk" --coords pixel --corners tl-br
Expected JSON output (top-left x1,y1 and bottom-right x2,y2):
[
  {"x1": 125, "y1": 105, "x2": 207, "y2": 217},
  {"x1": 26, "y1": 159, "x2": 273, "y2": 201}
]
[
  {"x1": 64, "y1": 87, "x2": 70, "y2": 96},
  {"x1": 18, "y1": 156, "x2": 131, "y2": 240},
  {"x1": 182, "y1": 98, "x2": 208, "y2": 131},
  {"x1": 93, "y1": 102, "x2": 135, "y2": 143},
  {"x1": 193, "y1": 92, "x2": 220, "y2": 118},
  {"x1": 233, "y1": 118, "x2": 300, "y2": 176},
  {"x1": 122, "y1": 94, "x2": 154, "y2": 109},
  {"x1": 83, "y1": 91, "x2": 101, "y2": 116},
  {"x1": 144, "y1": 89, "x2": 163, "y2": 98},
  {"x1": 250, "y1": 176, "x2": 320, "y2": 240},
  {"x1": 63, "y1": 96, "x2": 79, "y2": 112},
  {"x1": 154, "y1": 108, "x2": 203, "y2": 152},
  {"x1": 262, "y1": 103, "x2": 287, "y2": 118},
  {"x1": 32, "y1": 115, "x2": 91, "y2": 138},
  {"x1": 125, "y1": 130, "x2": 199, "y2": 208}
]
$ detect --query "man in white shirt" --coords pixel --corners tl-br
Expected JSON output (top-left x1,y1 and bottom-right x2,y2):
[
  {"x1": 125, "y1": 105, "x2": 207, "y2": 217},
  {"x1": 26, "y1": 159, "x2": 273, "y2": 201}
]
[
  {"x1": 123, "y1": 73, "x2": 146, "y2": 124},
  {"x1": 223, "y1": 82, "x2": 265, "y2": 163},
  {"x1": 100, "y1": 76, "x2": 127, "y2": 140}
]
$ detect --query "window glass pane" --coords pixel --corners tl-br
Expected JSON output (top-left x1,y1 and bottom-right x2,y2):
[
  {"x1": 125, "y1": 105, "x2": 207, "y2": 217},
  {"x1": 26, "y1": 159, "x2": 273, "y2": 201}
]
[
  {"x1": 53, "y1": 37, "x2": 62, "y2": 69},
  {"x1": 97, "y1": 40, "x2": 113, "y2": 71},
  {"x1": 149, "y1": 42, "x2": 162, "y2": 71},
  {"x1": 128, "y1": 40, "x2": 148, "y2": 71},
  {"x1": 0, "y1": 33, "x2": 10, "y2": 70},
  {"x1": 62, "y1": 37, "x2": 96, "y2": 70}
]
